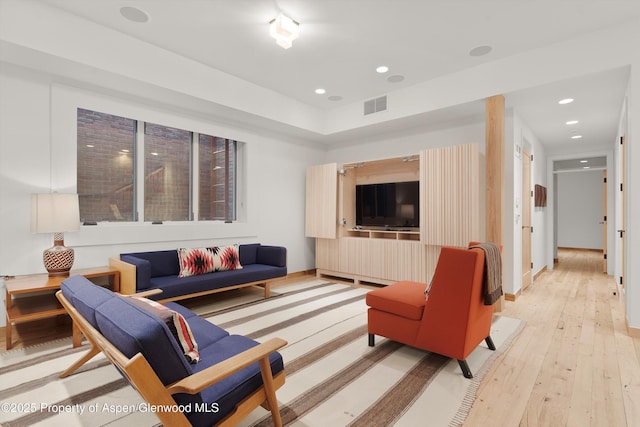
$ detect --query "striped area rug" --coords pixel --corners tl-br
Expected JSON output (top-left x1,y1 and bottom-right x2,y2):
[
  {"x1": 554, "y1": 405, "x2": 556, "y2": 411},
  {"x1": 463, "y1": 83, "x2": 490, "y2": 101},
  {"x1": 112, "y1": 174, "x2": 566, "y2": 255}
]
[{"x1": 0, "y1": 280, "x2": 524, "y2": 427}]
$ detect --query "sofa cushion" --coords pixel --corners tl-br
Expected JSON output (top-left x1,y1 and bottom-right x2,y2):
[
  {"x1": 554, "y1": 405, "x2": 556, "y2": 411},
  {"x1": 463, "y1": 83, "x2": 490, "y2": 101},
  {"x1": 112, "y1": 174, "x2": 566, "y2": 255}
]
[
  {"x1": 148, "y1": 264, "x2": 287, "y2": 300},
  {"x1": 95, "y1": 297, "x2": 193, "y2": 386},
  {"x1": 122, "y1": 250, "x2": 180, "y2": 278},
  {"x1": 128, "y1": 296, "x2": 200, "y2": 363},
  {"x1": 61, "y1": 275, "x2": 116, "y2": 328},
  {"x1": 256, "y1": 245, "x2": 287, "y2": 267},
  {"x1": 366, "y1": 281, "x2": 426, "y2": 321},
  {"x1": 183, "y1": 334, "x2": 285, "y2": 427},
  {"x1": 239, "y1": 243, "x2": 260, "y2": 265},
  {"x1": 121, "y1": 254, "x2": 152, "y2": 290}
]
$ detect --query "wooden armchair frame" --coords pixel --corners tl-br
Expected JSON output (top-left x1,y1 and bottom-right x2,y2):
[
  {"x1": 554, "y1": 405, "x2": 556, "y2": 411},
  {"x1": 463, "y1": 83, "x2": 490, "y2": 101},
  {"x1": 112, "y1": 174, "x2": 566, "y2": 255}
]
[{"x1": 56, "y1": 290, "x2": 287, "y2": 427}]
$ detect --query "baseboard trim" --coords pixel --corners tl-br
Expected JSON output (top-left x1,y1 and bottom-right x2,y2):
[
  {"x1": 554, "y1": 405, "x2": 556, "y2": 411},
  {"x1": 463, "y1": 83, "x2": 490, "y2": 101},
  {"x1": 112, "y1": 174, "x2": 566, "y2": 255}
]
[
  {"x1": 505, "y1": 290, "x2": 521, "y2": 302},
  {"x1": 626, "y1": 318, "x2": 640, "y2": 338},
  {"x1": 534, "y1": 266, "x2": 547, "y2": 280},
  {"x1": 287, "y1": 269, "x2": 316, "y2": 279},
  {"x1": 557, "y1": 246, "x2": 603, "y2": 252}
]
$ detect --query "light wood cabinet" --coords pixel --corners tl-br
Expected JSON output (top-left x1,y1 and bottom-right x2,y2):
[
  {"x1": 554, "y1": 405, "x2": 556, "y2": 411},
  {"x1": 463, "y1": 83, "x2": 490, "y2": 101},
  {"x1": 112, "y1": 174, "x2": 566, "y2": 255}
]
[
  {"x1": 308, "y1": 143, "x2": 480, "y2": 286},
  {"x1": 305, "y1": 163, "x2": 338, "y2": 239},
  {"x1": 421, "y1": 144, "x2": 480, "y2": 247}
]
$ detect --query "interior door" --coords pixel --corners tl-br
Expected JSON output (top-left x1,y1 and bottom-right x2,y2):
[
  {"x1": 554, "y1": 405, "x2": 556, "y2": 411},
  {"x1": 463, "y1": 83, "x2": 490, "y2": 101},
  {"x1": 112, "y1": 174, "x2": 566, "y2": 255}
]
[
  {"x1": 602, "y1": 170, "x2": 608, "y2": 273},
  {"x1": 522, "y1": 149, "x2": 532, "y2": 290},
  {"x1": 305, "y1": 163, "x2": 338, "y2": 239},
  {"x1": 619, "y1": 136, "x2": 626, "y2": 288}
]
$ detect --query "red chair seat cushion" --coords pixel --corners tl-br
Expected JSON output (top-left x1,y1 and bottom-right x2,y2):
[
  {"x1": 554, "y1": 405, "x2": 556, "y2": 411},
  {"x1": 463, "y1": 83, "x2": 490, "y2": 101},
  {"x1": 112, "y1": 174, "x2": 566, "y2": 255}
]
[{"x1": 365, "y1": 281, "x2": 426, "y2": 321}]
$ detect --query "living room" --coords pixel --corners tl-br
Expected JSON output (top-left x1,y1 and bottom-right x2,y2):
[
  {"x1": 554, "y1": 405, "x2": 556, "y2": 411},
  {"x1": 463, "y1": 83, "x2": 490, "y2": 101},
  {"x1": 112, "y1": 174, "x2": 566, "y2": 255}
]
[{"x1": 1, "y1": 1, "x2": 640, "y2": 426}]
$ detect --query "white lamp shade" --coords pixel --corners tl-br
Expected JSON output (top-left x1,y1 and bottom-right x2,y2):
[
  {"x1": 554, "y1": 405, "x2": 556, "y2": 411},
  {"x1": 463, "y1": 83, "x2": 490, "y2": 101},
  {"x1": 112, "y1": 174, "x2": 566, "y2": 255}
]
[{"x1": 31, "y1": 193, "x2": 80, "y2": 233}]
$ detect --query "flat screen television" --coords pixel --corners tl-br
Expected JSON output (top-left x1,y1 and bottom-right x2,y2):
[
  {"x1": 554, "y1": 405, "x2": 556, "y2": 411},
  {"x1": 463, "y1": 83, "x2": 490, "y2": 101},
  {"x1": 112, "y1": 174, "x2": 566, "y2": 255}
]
[{"x1": 355, "y1": 181, "x2": 420, "y2": 228}]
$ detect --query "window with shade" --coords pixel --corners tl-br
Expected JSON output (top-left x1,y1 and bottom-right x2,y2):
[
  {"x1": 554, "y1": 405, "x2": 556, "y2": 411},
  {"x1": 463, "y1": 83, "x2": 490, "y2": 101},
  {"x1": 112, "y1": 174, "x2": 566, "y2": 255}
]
[{"x1": 77, "y1": 108, "x2": 238, "y2": 223}]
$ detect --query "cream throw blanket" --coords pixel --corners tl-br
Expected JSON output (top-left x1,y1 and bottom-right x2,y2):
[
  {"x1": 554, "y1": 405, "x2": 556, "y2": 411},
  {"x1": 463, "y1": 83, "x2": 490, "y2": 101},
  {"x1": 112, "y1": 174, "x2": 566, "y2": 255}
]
[{"x1": 469, "y1": 242, "x2": 503, "y2": 305}]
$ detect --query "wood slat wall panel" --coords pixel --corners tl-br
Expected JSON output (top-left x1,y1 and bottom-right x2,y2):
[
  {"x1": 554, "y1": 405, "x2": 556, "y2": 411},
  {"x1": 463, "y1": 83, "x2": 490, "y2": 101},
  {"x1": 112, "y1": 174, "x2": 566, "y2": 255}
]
[
  {"x1": 421, "y1": 144, "x2": 480, "y2": 247},
  {"x1": 315, "y1": 238, "x2": 340, "y2": 271},
  {"x1": 305, "y1": 163, "x2": 338, "y2": 239}
]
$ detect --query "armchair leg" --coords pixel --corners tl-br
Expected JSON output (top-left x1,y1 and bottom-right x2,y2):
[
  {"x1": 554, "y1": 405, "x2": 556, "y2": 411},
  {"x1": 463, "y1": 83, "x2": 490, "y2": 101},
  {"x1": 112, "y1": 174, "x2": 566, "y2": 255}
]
[
  {"x1": 457, "y1": 359, "x2": 473, "y2": 379},
  {"x1": 485, "y1": 335, "x2": 496, "y2": 351},
  {"x1": 368, "y1": 334, "x2": 375, "y2": 347}
]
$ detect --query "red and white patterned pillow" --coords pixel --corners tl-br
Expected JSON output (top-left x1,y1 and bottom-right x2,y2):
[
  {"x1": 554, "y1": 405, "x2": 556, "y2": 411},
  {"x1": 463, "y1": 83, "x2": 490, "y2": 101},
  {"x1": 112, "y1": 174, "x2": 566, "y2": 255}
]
[
  {"x1": 210, "y1": 244, "x2": 242, "y2": 272},
  {"x1": 127, "y1": 296, "x2": 200, "y2": 363},
  {"x1": 177, "y1": 245, "x2": 242, "y2": 277}
]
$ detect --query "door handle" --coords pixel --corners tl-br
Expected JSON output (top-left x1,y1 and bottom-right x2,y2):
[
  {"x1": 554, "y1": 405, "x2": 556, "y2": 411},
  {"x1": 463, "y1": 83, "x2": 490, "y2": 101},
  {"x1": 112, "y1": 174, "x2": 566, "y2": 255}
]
[{"x1": 618, "y1": 229, "x2": 626, "y2": 237}]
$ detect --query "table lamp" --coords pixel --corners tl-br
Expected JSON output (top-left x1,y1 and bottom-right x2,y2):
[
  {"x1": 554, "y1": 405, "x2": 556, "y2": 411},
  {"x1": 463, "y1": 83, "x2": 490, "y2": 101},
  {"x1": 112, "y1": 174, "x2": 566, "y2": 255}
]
[{"x1": 31, "y1": 193, "x2": 80, "y2": 276}]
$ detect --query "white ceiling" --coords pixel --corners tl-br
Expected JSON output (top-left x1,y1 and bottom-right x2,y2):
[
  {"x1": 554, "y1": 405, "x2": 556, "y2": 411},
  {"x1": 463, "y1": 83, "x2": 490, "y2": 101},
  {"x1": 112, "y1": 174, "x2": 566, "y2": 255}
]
[{"x1": 31, "y1": 1, "x2": 640, "y2": 154}]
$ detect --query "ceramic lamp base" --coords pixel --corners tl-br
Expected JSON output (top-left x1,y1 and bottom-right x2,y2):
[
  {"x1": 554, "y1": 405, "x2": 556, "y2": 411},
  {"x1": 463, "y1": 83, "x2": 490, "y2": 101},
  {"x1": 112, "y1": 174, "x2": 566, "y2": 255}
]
[{"x1": 43, "y1": 233, "x2": 74, "y2": 277}]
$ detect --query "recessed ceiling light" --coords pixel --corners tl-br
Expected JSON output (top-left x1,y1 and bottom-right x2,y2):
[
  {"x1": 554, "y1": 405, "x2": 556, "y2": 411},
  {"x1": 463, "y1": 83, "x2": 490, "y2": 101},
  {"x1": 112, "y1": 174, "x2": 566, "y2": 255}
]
[
  {"x1": 387, "y1": 75, "x2": 405, "y2": 83},
  {"x1": 315, "y1": 88, "x2": 326, "y2": 95},
  {"x1": 86, "y1": 144, "x2": 94, "y2": 148},
  {"x1": 376, "y1": 66, "x2": 389, "y2": 74},
  {"x1": 121, "y1": 149, "x2": 130, "y2": 153},
  {"x1": 469, "y1": 45, "x2": 492, "y2": 57},
  {"x1": 583, "y1": 166, "x2": 591, "y2": 169},
  {"x1": 580, "y1": 160, "x2": 588, "y2": 163},
  {"x1": 566, "y1": 120, "x2": 579, "y2": 125},
  {"x1": 151, "y1": 152, "x2": 159, "y2": 156},
  {"x1": 571, "y1": 135, "x2": 583, "y2": 139},
  {"x1": 120, "y1": 6, "x2": 149, "y2": 23},
  {"x1": 559, "y1": 98, "x2": 574, "y2": 105}
]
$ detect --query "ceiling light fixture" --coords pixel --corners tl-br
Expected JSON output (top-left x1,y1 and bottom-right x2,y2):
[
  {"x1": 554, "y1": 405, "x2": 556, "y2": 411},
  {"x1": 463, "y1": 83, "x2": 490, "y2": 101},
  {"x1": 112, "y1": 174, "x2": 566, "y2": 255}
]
[
  {"x1": 571, "y1": 135, "x2": 583, "y2": 139},
  {"x1": 566, "y1": 120, "x2": 579, "y2": 125},
  {"x1": 580, "y1": 160, "x2": 588, "y2": 163},
  {"x1": 269, "y1": 13, "x2": 299, "y2": 49},
  {"x1": 558, "y1": 98, "x2": 574, "y2": 105},
  {"x1": 376, "y1": 66, "x2": 389, "y2": 74},
  {"x1": 315, "y1": 88, "x2": 326, "y2": 95}
]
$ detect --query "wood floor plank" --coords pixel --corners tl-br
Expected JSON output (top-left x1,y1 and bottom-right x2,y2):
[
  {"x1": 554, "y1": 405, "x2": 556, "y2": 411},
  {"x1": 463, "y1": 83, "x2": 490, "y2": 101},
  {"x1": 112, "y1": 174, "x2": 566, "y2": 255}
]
[
  {"x1": 567, "y1": 269, "x2": 596, "y2": 427},
  {"x1": 608, "y1": 284, "x2": 640, "y2": 427},
  {"x1": 466, "y1": 248, "x2": 639, "y2": 427}
]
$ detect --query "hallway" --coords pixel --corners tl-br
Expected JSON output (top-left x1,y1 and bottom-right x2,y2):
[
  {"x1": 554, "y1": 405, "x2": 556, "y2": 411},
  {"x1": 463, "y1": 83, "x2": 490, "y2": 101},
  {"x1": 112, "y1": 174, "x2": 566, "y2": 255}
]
[{"x1": 465, "y1": 248, "x2": 640, "y2": 426}]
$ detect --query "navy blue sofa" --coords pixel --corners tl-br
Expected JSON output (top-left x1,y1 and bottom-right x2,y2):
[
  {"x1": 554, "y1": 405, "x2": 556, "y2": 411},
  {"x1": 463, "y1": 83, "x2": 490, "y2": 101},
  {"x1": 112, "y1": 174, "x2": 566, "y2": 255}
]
[
  {"x1": 113, "y1": 243, "x2": 287, "y2": 301},
  {"x1": 58, "y1": 275, "x2": 286, "y2": 426}
]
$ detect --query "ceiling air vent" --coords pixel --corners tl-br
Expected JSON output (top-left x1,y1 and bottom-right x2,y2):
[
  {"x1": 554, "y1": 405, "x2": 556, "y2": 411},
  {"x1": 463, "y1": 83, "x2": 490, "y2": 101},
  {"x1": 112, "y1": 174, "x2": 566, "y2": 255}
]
[{"x1": 364, "y1": 96, "x2": 387, "y2": 115}]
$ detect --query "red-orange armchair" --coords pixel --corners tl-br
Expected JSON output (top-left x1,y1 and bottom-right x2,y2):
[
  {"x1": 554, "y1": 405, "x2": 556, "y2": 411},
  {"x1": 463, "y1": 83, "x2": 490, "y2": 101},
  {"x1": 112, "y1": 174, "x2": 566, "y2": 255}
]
[{"x1": 366, "y1": 245, "x2": 496, "y2": 378}]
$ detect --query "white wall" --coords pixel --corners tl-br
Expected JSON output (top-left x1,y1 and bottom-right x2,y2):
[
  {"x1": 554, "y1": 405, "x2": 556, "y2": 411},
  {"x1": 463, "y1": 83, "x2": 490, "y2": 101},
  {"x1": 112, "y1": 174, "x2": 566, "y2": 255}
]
[
  {"x1": 624, "y1": 56, "x2": 640, "y2": 329},
  {"x1": 324, "y1": 120, "x2": 486, "y2": 165},
  {"x1": 0, "y1": 65, "x2": 324, "y2": 326},
  {"x1": 504, "y1": 112, "x2": 547, "y2": 297}
]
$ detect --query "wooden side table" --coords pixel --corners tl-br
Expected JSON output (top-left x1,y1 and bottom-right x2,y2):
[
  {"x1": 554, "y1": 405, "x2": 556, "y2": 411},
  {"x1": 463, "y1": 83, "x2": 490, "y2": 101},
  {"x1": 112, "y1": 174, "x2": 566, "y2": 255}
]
[{"x1": 4, "y1": 266, "x2": 120, "y2": 350}]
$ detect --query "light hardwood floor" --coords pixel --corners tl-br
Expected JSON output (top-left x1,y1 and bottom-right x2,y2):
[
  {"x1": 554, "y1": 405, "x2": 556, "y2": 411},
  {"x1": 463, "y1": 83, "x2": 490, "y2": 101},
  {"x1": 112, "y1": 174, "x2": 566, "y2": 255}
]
[
  {"x1": 2, "y1": 249, "x2": 639, "y2": 426},
  {"x1": 465, "y1": 248, "x2": 640, "y2": 427}
]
